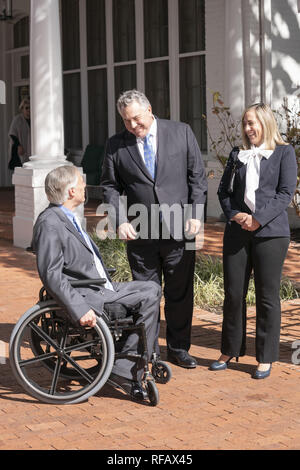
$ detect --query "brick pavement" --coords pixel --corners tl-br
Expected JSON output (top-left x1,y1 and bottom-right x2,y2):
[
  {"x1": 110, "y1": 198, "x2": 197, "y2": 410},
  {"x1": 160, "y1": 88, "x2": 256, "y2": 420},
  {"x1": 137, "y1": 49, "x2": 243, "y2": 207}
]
[{"x1": 0, "y1": 189, "x2": 300, "y2": 450}]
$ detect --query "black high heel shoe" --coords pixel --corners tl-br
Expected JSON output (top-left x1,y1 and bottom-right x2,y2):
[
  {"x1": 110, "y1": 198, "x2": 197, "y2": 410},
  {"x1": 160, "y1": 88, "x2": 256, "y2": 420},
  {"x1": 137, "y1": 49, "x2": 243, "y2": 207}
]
[{"x1": 209, "y1": 356, "x2": 239, "y2": 371}]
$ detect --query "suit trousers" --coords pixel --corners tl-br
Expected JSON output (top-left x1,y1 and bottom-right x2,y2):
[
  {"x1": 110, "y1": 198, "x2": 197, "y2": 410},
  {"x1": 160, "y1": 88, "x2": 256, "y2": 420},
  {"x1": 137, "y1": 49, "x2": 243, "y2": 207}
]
[
  {"x1": 127, "y1": 238, "x2": 195, "y2": 354},
  {"x1": 221, "y1": 225, "x2": 289, "y2": 363},
  {"x1": 99, "y1": 281, "x2": 161, "y2": 382}
]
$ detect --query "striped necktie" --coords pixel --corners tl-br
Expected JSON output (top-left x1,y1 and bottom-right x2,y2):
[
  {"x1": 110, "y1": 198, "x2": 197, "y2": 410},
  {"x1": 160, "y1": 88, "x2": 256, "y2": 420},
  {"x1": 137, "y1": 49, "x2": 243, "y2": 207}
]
[{"x1": 143, "y1": 134, "x2": 156, "y2": 179}]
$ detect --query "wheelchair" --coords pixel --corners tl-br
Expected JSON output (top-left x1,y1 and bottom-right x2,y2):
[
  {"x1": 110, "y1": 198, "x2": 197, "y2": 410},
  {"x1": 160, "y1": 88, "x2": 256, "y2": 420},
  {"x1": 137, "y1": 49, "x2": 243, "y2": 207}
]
[{"x1": 9, "y1": 276, "x2": 172, "y2": 406}]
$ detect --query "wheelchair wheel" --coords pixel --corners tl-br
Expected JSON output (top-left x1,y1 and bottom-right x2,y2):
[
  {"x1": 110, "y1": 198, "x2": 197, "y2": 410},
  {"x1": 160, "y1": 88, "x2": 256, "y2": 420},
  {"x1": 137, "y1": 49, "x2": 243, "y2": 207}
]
[
  {"x1": 151, "y1": 360, "x2": 172, "y2": 384},
  {"x1": 146, "y1": 379, "x2": 159, "y2": 406},
  {"x1": 9, "y1": 301, "x2": 114, "y2": 404}
]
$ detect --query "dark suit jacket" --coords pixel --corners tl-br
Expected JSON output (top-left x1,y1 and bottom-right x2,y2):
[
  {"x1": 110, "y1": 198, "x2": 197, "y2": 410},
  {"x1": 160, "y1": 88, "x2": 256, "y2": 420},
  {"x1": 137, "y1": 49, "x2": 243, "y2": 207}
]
[
  {"x1": 32, "y1": 205, "x2": 113, "y2": 323},
  {"x1": 218, "y1": 144, "x2": 298, "y2": 237},
  {"x1": 100, "y1": 118, "x2": 207, "y2": 240}
]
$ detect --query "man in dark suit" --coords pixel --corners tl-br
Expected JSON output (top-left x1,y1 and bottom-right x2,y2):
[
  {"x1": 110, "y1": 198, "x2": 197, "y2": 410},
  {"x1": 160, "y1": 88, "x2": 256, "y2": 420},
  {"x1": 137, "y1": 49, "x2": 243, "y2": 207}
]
[
  {"x1": 32, "y1": 165, "x2": 161, "y2": 401},
  {"x1": 100, "y1": 90, "x2": 207, "y2": 368}
]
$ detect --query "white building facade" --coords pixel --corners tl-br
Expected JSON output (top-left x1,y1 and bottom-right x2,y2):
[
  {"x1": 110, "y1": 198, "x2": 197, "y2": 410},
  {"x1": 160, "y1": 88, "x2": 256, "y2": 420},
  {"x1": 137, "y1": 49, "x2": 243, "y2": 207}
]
[{"x1": 0, "y1": 0, "x2": 299, "y2": 246}]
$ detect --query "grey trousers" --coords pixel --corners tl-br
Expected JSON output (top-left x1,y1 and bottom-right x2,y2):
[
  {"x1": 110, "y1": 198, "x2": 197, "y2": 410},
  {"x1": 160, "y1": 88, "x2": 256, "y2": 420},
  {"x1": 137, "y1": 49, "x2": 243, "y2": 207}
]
[{"x1": 99, "y1": 280, "x2": 161, "y2": 381}]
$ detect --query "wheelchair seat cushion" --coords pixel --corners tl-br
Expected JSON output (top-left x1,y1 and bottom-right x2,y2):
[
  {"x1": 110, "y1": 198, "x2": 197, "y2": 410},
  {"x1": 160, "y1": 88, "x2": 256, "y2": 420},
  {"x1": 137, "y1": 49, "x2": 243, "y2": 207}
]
[{"x1": 104, "y1": 302, "x2": 127, "y2": 320}]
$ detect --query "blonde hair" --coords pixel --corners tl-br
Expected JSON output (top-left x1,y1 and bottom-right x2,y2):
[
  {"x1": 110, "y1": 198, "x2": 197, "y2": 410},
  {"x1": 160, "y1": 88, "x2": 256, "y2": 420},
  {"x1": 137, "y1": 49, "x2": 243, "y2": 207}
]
[
  {"x1": 241, "y1": 102, "x2": 287, "y2": 150},
  {"x1": 45, "y1": 165, "x2": 79, "y2": 205}
]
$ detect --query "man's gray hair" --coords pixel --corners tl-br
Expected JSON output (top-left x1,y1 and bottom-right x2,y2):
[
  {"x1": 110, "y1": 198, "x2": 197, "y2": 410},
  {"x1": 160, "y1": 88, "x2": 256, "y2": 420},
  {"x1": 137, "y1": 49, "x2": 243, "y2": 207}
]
[
  {"x1": 117, "y1": 89, "x2": 151, "y2": 115},
  {"x1": 45, "y1": 165, "x2": 79, "y2": 205}
]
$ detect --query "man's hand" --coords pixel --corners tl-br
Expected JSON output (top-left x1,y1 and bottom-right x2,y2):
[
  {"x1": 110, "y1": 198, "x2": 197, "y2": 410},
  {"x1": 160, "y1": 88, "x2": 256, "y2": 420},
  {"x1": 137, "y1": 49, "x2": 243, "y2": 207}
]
[
  {"x1": 185, "y1": 218, "x2": 201, "y2": 236},
  {"x1": 79, "y1": 309, "x2": 97, "y2": 327},
  {"x1": 118, "y1": 222, "x2": 137, "y2": 241}
]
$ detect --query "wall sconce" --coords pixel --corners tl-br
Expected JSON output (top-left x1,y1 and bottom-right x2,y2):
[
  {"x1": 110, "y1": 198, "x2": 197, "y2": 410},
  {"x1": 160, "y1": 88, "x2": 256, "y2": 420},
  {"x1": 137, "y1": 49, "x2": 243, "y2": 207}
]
[{"x1": 0, "y1": 0, "x2": 13, "y2": 20}]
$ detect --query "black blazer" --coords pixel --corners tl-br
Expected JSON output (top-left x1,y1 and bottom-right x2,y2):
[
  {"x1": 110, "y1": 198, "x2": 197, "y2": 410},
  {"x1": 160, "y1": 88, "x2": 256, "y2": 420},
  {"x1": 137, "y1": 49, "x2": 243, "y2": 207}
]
[
  {"x1": 100, "y1": 118, "x2": 207, "y2": 240},
  {"x1": 218, "y1": 144, "x2": 297, "y2": 237}
]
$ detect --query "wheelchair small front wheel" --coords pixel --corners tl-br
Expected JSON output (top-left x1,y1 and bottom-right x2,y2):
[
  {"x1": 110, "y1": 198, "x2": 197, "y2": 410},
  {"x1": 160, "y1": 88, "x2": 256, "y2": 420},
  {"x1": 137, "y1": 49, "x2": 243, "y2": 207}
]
[
  {"x1": 151, "y1": 360, "x2": 172, "y2": 384},
  {"x1": 146, "y1": 380, "x2": 159, "y2": 406}
]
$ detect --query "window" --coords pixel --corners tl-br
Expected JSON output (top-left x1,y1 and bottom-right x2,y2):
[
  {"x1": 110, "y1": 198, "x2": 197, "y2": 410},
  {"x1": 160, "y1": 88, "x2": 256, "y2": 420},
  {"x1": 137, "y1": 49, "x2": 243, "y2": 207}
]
[
  {"x1": 88, "y1": 69, "x2": 108, "y2": 146},
  {"x1": 60, "y1": 0, "x2": 207, "y2": 152},
  {"x1": 13, "y1": 17, "x2": 29, "y2": 48},
  {"x1": 61, "y1": 0, "x2": 80, "y2": 71},
  {"x1": 63, "y1": 74, "x2": 82, "y2": 149},
  {"x1": 113, "y1": 0, "x2": 136, "y2": 62},
  {"x1": 144, "y1": 0, "x2": 168, "y2": 59},
  {"x1": 86, "y1": 0, "x2": 106, "y2": 67}
]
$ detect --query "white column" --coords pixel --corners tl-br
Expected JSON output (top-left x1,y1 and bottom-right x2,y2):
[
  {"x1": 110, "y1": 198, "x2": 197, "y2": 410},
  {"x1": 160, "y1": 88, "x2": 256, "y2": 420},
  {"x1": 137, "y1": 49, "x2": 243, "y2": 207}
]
[
  {"x1": 12, "y1": 0, "x2": 84, "y2": 248},
  {"x1": 25, "y1": 0, "x2": 66, "y2": 168},
  {"x1": 224, "y1": 0, "x2": 245, "y2": 120}
]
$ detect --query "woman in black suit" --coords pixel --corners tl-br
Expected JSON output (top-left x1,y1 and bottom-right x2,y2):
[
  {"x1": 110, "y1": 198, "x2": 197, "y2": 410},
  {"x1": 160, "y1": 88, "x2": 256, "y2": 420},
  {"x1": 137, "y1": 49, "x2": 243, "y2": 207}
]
[{"x1": 210, "y1": 103, "x2": 297, "y2": 379}]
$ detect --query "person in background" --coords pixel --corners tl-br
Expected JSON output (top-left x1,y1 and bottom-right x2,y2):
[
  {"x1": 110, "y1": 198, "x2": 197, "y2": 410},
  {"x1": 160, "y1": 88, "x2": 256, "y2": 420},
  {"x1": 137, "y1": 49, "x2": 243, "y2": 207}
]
[
  {"x1": 210, "y1": 102, "x2": 297, "y2": 379},
  {"x1": 8, "y1": 96, "x2": 31, "y2": 168}
]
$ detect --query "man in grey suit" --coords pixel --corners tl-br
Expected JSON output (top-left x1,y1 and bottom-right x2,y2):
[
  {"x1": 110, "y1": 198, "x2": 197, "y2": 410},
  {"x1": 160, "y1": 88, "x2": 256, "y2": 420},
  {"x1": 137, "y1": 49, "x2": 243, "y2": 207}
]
[
  {"x1": 101, "y1": 90, "x2": 207, "y2": 369},
  {"x1": 32, "y1": 165, "x2": 161, "y2": 402}
]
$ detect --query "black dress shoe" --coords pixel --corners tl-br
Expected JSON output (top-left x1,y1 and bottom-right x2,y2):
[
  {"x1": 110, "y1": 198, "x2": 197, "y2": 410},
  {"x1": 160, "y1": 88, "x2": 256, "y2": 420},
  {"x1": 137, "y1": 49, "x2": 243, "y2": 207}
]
[
  {"x1": 167, "y1": 350, "x2": 197, "y2": 369},
  {"x1": 108, "y1": 373, "x2": 147, "y2": 401}
]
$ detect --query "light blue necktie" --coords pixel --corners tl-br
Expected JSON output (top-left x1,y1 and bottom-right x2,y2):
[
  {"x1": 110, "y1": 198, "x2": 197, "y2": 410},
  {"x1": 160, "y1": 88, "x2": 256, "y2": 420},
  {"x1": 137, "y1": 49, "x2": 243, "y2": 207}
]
[{"x1": 143, "y1": 134, "x2": 156, "y2": 179}]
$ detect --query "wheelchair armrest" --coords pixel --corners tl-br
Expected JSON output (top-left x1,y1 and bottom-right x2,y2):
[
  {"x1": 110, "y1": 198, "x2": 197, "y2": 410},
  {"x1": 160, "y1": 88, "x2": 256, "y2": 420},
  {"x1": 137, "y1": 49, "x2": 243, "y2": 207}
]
[
  {"x1": 70, "y1": 278, "x2": 107, "y2": 287},
  {"x1": 107, "y1": 268, "x2": 116, "y2": 274}
]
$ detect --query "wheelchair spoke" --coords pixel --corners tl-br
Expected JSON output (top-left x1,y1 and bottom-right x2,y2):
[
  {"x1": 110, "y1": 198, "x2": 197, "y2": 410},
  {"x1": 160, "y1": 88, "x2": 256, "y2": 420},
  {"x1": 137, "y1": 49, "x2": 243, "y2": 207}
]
[
  {"x1": 49, "y1": 321, "x2": 70, "y2": 395},
  {"x1": 49, "y1": 356, "x2": 63, "y2": 395},
  {"x1": 61, "y1": 353, "x2": 94, "y2": 383},
  {"x1": 19, "y1": 351, "x2": 57, "y2": 367},
  {"x1": 64, "y1": 339, "x2": 101, "y2": 354},
  {"x1": 29, "y1": 321, "x2": 60, "y2": 351}
]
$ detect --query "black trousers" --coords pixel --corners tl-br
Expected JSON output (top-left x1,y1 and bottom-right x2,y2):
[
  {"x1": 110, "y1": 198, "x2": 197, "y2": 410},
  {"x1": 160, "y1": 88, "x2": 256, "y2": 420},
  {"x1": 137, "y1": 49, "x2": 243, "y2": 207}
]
[
  {"x1": 221, "y1": 225, "x2": 289, "y2": 363},
  {"x1": 127, "y1": 238, "x2": 195, "y2": 354}
]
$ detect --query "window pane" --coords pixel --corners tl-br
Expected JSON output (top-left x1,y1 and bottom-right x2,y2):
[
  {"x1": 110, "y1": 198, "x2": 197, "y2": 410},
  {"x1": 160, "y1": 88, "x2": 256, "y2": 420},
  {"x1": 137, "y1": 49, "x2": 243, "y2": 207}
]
[
  {"x1": 86, "y1": 0, "x2": 106, "y2": 66},
  {"x1": 144, "y1": 0, "x2": 168, "y2": 59},
  {"x1": 113, "y1": 0, "x2": 136, "y2": 62},
  {"x1": 61, "y1": 0, "x2": 80, "y2": 71},
  {"x1": 115, "y1": 65, "x2": 137, "y2": 133},
  {"x1": 14, "y1": 17, "x2": 29, "y2": 48},
  {"x1": 179, "y1": 0, "x2": 205, "y2": 53},
  {"x1": 21, "y1": 55, "x2": 29, "y2": 79},
  {"x1": 180, "y1": 56, "x2": 207, "y2": 151},
  {"x1": 145, "y1": 61, "x2": 169, "y2": 119},
  {"x1": 63, "y1": 73, "x2": 82, "y2": 149},
  {"x1": 88, "y1": 69, "x2": 108, "y2": 146}
]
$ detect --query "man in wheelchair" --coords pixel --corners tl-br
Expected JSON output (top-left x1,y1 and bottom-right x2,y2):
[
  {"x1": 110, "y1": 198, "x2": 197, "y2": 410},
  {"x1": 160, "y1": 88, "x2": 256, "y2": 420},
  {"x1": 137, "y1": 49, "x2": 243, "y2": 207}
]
[{"x1": 31, "y1": 165, "x2": 162, "y2": 403}]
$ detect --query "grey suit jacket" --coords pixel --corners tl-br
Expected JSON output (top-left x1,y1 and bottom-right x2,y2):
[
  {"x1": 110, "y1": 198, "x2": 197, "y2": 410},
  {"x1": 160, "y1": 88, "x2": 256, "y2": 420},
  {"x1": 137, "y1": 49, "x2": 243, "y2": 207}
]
[
  {"x1": 32, "y1": 205, "x2": 112, "y2": 323},
  {"x1": 100, "y1": 118, "x2": 207, "y2": 240}
]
